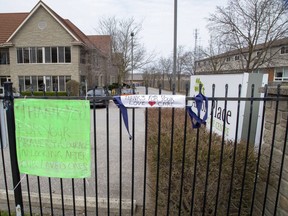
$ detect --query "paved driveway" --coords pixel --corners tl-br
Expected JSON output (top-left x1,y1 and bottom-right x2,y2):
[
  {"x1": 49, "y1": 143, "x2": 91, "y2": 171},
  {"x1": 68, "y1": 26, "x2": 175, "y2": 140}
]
[{"x1": 0, "y1": 87, "x2": 175, "y2": 214}]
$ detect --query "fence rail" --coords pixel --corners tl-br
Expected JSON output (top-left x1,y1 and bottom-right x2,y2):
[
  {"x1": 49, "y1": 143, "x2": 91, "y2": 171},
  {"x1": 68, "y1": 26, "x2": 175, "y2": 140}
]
[{"x1": 0, "y1": 82, "x2": 287, "y2": 216}]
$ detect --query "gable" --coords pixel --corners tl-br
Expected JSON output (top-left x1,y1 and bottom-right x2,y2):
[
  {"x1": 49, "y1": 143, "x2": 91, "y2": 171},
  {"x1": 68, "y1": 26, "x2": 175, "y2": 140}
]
[
  {"x1": 6, "y1": 2, "x2": 88, "y2": 46},
  {"x1": 1, "y1": 1, "x2": 107, "y2": 50},
  {"x1": 10, "y1": 6, "x2": 76, "y2": 46}
]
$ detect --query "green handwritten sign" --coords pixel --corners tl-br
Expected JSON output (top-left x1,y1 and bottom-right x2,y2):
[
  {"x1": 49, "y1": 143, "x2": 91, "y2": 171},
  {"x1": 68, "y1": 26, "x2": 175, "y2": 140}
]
[{"x1": 14, "y1": 99, "x2": 91, "y2": 178}]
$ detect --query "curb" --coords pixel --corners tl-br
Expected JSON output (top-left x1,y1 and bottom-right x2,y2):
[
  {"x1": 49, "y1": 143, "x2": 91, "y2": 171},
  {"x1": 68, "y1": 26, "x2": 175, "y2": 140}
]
[{"x1": 0, "y1": 189, "x2": 136, "y2": 213}]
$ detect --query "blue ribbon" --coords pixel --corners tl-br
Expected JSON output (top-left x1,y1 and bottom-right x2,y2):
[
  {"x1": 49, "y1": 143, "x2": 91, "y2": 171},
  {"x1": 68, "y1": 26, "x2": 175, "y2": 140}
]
[
  {"x1": 113, "y1": 96, "x2": 132, "y2": 140},
  {"x1": 187, "y1": 93, "x2": 208, "y2": 128}
]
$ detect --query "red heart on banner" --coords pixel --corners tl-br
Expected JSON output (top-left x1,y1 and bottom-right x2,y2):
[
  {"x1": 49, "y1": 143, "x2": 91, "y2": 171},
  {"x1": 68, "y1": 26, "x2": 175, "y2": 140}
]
[{"x1": 148, "y1": 101, "x2": 156, "y2": 106}]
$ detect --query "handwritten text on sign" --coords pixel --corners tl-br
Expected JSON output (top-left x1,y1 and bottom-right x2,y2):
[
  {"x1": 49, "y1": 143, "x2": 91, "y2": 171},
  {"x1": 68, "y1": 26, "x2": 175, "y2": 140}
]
[
  {"x1": 14, "y1": 99, "x2": 91, "y2": 178},
  {"x1": 120, "y1": 95, "x2": 186, "y2": 108}
]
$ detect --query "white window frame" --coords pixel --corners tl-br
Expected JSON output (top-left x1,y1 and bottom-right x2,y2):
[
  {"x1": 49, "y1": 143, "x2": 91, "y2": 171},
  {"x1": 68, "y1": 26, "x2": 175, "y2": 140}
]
[
  {"x1": 274, "y1": 67, "x2": 288, "y2": 81},
  {"x1": 280, "y1": 46, "x2": 288, "y2": 55},
  {"x1": 17, "y1": 47, "x2": 71, "y2": 64}
]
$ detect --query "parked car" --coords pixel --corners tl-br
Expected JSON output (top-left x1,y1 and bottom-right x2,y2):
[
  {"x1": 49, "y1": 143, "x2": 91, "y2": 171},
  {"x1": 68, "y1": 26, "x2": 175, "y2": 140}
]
[
  {"x1": 86, "y1": 88, "x2": 109, "y2": 108},
  {"x1": 121, "y1": 88, "x2": 138, "y2": 95}
]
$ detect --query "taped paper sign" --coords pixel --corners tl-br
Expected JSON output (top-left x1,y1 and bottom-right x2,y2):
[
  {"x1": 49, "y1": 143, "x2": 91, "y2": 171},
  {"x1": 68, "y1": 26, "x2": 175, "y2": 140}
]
[
  {"x1": 119, "y1": 95, "x2": 186, "y2": 108},
  {"x1": 14, "y1": 99, "x2": 91, "y2": 178}
]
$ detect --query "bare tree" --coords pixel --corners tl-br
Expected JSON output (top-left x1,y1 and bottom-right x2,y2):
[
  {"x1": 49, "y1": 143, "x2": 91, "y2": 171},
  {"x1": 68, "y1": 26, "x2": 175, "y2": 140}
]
[
  {"x1": 97, "y1": 17, "x2": 154, "y2": 83},
  {"x1": 156, "y1": 47, "x2": 194, "y2": 91},
  {"x1": 207, "y1": 0, "x2": 288, "y2": 72},
  {"x1": 197, "y1": 35, "x2": 233, "y2": 73},
  {"x1": 176, "y1": 46, "x2": 198, "y2": 91},
  {"x1": 181, "y1": 50, "x2": 196, "y2": 76},
  {"x1": 158, "y1": 57, "x2": 172, "y2": 89},
  {"x1": 142, "y1": 65, "x2": 160, "y2": 87}
]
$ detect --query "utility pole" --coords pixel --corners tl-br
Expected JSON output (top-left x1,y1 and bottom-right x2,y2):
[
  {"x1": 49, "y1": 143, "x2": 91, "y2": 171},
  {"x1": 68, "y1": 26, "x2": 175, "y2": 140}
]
[
  {"x1": 131, "y1": 32, "x2": 134, "y2": 92},
  {"x1": 194, "y1": 29, "x2": 199, "y2": 74},
  {"x1": 194, "y1": 29, "x2": 198, "y2": 60},
  {"x1": 172, "y1": 0, "x2": 178, "y2": 89}
]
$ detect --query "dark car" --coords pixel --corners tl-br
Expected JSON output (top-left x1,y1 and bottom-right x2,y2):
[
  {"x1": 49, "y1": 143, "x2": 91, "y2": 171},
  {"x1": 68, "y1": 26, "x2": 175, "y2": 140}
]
[{"x1": 86, "y1": 88, "x2": 109, "y2": 108}]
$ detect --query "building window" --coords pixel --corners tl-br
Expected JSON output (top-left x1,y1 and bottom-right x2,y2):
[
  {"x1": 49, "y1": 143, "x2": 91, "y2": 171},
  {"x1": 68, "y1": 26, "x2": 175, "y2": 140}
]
[
  {"x1": 65, "y1": 47, "x2": 71, "y2": 63},
  {"x1": 30, "y1": 47, "x2": 37, "y2": 63},
  {"x1": 25, "y1": 76, "x2": 31, "y2": 90},
  {"x1": 274, "y1": 67, "x2": 288, "y2": 81},
  {"x1": 58, "y1": 47, "x2": 64, "y2": 63},
  {"x1": 280, "y1": 46, "x2": 288, "y2": 54},
  {"x1": 46, "y1": 76, "x2": 52, "y2": 91},
  {"x1": 17, "y1": 48, "x2": 23, "y2": 63},
  {"x1": 19, "y1": 76, "x2": 24, "y2": 91},
  {"x1": 19, "y1": 75, "x2": 71, "y2": 91},
  {"x1": 0, "y1": 49, "x2": 10, "y2": 65},
  {"x1": 275, "y1": 71, "x2": 283, "y2": 79},
  {"x1": 226, "y1": 57, "x2": 231, "y2": 62},
  {"x1": 59, "y1": 76, "x2": 65, "y2": 91},
  {"x1": 45, "y1": 47, "x2": 51, "y2": 63},
  {"x1": 80, "y1": 48, "x2": 86, "y2": 64},
  {"x1": 17, "y1": 47, "x2": 71, "y2": 64},
  {"x1": 37, "y1": 48, "x2": 43, "y2": 63},
  {"x1": 52, "y1": 76, "x2": 58, "y2": 91},
  {"x1": 38, "y1": 76, "x2": 44, "y2": 91},
  {"x1": 234, "y1": 55, "x2": 240, "y2": 61},
  {"x1": 0, "y1": 77, "x2": 10, "y2": 87},
  {"x1": 32, "y1": 76, "x2": 37, "y2": 91},
  {"x1": 23, "y1": 48, "x2": 29, "y2": 63},
  {"x1": 18, "y1": 76, "x2": 71, "y2": 91},
  {"x1": 66, "y1": 76, "x2": 71, "y2": 83},
  {"x1": 51, "y1": 47, "x2": 58, "y2": 63}
]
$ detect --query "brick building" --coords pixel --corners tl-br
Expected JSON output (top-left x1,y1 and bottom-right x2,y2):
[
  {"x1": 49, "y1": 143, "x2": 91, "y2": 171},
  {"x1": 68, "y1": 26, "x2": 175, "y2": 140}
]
[
  {"x1": 195, "y1": 37, "x2": 288, "y2": 83},
  {"x1": 0, "y1": 1, "x2": 117, "y2": 92}
]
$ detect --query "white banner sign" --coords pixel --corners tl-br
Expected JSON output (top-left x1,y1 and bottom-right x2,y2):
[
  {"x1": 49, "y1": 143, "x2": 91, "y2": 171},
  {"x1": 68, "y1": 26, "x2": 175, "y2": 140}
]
[{"x1": 120, "y1": 95, "x2": 186, "y2": 108}]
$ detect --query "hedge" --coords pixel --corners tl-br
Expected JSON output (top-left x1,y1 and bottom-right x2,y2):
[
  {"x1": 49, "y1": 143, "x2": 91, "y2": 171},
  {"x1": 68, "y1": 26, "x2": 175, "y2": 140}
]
[
  {"x1": 146, "y1": 108, "x2": 267, "y2": 215},
  {"x1": 20, "y1": 91, "x2": 67, "y2": 96}
]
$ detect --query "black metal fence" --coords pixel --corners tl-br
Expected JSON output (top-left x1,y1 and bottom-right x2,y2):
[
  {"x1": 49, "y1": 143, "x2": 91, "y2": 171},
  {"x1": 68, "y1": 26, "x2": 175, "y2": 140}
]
[{"x1": 0, "y1": 82, "x2": 288, "y2": 216}]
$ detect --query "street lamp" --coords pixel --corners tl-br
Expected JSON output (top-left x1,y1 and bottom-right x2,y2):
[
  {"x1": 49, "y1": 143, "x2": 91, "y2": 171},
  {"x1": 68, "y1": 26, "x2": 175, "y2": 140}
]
[{"x1": 130, "y1": 32, "x2": 134, "y2": 91}]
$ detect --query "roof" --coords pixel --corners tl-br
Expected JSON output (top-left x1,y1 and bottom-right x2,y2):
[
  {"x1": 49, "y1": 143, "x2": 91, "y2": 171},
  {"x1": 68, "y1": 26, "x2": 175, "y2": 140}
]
[
  {"x1": 62, "y1": 19, "x2": 95, "y2": 48},
  {"x1": 0, "y1": 13, "x2": 28, "y2": 44},
  {"x1": 88, "y1": 35, "x2": 112, "y2": 56},
  {"x1": 0, "y1": 1, "x2": 106, "y2": 52}
]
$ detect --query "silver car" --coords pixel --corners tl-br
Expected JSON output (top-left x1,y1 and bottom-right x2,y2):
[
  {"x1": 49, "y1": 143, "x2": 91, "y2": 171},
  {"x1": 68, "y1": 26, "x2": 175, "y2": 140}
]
[{"x1": 86, "y1": 88, "x2": 109, "y2": 108}]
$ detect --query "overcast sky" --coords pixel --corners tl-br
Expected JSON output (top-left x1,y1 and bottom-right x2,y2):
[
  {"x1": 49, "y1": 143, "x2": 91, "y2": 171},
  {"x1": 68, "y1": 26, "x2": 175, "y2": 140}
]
[{"x1": 2, "y1": 0, "x2": 227, "y2": 58}]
